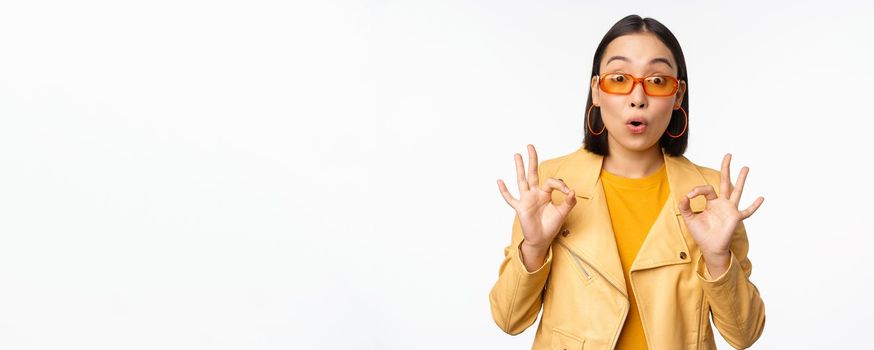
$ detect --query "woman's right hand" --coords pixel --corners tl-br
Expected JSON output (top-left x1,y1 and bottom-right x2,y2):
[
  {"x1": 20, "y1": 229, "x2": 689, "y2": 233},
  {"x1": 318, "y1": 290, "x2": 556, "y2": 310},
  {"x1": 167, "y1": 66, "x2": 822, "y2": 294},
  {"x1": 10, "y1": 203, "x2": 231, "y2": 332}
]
[{"x1": 497, "y1": 144, "x2": 578, "y2": 252}]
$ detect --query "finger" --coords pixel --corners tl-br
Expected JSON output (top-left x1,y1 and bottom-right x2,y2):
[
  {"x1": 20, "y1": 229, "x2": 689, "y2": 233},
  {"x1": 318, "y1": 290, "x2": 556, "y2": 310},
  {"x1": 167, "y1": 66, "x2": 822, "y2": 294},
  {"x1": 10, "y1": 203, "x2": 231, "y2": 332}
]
[
  {"x1": 527, "y1": 144, "x2": 539, "y2": 189},
  {"x1": 687, "y1": 185, "x2": 718, "y2": 201},
  {"x1": 540, "y1": 177, "x2": 571, "y2": 195},
  {"x1": 731, "y1": 166, "x2": 750, "y2": 206},
  {"x1": 514, "y1": 153, "x2": 529, "y2": 192},
  {"x1": 677, "y1": 193, "x2": 694, "y2": 218},
  {"x1": 720, "y1": 153, "x2": 731, "y2": 198},
  {"x1": 740, "y1": 196, "x2": 764, "y2": 219},
  {"x1": 496, "y1": 179, "x2": 519, "y2": 209},
  {"x1": 556, "y1": 189, "x2": 577, "y2": 217}
]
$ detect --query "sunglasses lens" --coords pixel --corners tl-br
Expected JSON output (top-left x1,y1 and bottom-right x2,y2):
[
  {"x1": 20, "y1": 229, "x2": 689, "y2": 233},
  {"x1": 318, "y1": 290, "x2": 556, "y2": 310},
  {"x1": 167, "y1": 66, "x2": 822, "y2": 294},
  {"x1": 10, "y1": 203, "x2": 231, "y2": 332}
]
[
  {"x1": 601, "y1": 74, "x2": 633, "y2": 93},
  {"x1": 643, "y1": 76, "x2": 677, "y2": 96}
]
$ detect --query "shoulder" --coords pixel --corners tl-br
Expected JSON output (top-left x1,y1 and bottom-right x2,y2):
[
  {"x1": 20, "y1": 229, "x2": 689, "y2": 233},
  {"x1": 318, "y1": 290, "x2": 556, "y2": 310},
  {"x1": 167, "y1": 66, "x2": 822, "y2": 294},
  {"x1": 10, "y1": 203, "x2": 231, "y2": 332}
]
[
  {"x1": 537, "y1": 147, "x2": 583, "y2": 176},
  {"x1": 695, "y1": 163, "x2": 720, "y2": 183},
  {"x1": 680, "y1": 155, "x2": 725, "y2": 194}
]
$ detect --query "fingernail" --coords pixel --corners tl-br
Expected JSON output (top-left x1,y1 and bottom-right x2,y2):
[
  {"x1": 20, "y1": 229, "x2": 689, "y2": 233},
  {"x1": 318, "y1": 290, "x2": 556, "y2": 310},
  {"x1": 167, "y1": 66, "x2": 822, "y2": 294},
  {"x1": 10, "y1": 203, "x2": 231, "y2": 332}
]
[{"x1": 686, "y1": 193, "x2": 694, "y2": 198}]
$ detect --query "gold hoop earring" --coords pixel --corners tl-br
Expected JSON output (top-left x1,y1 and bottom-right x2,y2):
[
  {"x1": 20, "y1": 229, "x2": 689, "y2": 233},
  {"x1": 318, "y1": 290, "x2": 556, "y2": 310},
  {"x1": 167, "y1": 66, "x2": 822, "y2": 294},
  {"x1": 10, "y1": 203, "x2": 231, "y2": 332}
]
[
  {"x1": 586, "y1": 104, "x2": 605, "y2": 135},
  {"x1": 666, "y1": 106, "x2": 688, "y2": 139}
]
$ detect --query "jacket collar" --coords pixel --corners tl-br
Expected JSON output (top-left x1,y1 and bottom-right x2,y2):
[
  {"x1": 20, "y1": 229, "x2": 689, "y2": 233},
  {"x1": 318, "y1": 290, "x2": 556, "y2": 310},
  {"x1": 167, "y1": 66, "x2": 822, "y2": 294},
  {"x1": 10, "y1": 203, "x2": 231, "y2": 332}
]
[
  {"x1": 551, "y1": 146, "x2": 709, "y2": 297},
  {"x1": 557, "y1": 146, "x2": 708, "y2": 214}
]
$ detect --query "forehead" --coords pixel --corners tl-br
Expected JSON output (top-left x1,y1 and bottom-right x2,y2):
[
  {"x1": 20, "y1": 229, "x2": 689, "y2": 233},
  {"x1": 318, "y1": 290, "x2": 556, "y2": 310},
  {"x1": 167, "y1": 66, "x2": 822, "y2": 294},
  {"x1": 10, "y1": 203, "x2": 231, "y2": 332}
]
[{"x1": 600, "y1": 32, "x2": 676, "y2": 74}]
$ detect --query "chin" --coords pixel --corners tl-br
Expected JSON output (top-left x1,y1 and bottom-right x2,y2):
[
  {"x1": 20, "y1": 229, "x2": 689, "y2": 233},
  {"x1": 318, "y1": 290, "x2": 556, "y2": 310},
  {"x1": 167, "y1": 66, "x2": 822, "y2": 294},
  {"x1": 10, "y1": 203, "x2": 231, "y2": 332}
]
[{"x1": 615, "y1": 138, "x2": 660, "y2": 152}]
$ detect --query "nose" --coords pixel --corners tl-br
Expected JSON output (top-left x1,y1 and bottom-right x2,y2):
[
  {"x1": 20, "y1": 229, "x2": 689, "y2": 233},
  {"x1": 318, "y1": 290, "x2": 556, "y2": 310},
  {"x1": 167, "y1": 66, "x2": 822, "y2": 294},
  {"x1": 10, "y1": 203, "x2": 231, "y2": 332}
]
[{"x1": 629, "y1": 80, "x2": 647, "y2": 108}]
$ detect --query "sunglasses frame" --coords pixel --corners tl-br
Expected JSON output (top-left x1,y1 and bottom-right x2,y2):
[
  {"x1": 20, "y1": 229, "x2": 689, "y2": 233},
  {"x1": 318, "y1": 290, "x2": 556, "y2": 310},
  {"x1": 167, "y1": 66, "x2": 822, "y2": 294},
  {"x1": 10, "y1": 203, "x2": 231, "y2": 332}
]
[{"x1": 598, "y1": 72, "x2": 680, "y2": 97}]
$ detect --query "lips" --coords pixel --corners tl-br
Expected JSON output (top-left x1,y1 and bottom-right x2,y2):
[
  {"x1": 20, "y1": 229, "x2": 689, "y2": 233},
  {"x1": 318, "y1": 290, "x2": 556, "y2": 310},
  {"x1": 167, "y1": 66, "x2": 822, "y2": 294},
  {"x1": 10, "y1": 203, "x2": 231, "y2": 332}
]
[
  {"x1": 626, "y1": 117, "x2": 648, "y2": 134},
  {"x1": 626, "y1": 117, "x2": 648, "y2": 126}
]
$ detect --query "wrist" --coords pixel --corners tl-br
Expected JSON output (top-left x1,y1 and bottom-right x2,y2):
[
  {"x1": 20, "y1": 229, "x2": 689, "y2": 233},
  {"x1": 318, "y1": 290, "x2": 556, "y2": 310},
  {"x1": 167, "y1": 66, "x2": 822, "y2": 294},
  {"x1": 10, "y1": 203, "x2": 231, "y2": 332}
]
[
  {"x1": 521, "y1": 239, "x2": 551, "y2": 254},
  {"x1": 519, "y1": 240, "x2": 550, "y2": 273},
  {"x1": 701, "y1": 250, "x2": 731, "y2": 278}
]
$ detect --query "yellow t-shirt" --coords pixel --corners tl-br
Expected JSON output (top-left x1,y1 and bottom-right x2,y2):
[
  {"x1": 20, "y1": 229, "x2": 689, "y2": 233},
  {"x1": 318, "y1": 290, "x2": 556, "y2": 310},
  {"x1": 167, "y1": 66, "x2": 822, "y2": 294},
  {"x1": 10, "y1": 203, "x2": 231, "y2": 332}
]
[{"x1": 600, "y1": 162, "x2": 670, "y2": 350}]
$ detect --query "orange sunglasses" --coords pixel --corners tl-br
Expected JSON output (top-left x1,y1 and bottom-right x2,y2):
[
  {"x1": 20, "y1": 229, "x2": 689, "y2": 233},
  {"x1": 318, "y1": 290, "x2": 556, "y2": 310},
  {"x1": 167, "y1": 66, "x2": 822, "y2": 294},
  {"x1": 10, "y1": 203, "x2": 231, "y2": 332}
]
[{"x1": 598, "y1": 72, "x2": 679, "y2": 97}]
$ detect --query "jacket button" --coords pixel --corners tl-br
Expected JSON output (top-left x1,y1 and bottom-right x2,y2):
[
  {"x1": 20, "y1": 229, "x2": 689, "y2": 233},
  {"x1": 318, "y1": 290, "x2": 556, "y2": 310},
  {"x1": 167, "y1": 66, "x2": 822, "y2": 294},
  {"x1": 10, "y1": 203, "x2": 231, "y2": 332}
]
[
  {"x1": 560, "y1": 228, "x2": 570, "y2": 237},
  {"x1": 679, "y1": 251, "x2": 687, "y2": 259}
]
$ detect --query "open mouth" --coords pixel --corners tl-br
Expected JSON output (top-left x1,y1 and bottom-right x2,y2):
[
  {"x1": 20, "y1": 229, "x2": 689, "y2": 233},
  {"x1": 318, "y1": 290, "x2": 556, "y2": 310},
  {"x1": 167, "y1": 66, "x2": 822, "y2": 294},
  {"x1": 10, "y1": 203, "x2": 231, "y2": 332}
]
[{"x1": 626, "y1": 119, "x2": 647, "y2": 134}]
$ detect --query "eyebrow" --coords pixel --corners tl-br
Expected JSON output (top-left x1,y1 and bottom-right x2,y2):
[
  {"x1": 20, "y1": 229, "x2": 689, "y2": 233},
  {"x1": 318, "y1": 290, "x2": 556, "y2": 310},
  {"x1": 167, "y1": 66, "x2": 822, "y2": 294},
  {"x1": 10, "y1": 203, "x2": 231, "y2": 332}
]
[{"x1": 605, "y1": 56, "x2": 673, "y2": 69}]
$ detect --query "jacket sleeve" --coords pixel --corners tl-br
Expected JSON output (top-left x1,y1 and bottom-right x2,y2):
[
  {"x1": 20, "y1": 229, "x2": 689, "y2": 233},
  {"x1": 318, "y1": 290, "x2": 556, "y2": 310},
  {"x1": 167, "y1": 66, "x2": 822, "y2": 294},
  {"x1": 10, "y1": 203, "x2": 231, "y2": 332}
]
[
  {"x1": 694, "y1": 220, "x2": 766, "y2": 349},
  {"x1": 488, "y1": 213, "x2": 553, "y2": 335},
  {"x1": 488, "y1": 161, "x2": 553, "y2": 335}
]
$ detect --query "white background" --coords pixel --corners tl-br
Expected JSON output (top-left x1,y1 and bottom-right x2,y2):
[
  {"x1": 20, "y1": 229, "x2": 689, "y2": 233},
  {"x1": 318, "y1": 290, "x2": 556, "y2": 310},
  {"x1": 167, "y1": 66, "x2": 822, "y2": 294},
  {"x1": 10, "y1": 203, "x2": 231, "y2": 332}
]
[{"x1": 1, "y1": 1, "x2": 872, "y2": 349}]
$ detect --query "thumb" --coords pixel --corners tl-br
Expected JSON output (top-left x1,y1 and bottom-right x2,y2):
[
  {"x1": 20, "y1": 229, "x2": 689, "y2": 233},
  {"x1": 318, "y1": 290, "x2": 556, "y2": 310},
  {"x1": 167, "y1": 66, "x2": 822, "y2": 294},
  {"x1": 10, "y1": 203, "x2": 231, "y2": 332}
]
[
  {"x1": 556, "y1": 189, "x2": 577, "y2": 217},
  {"x1": 678, "y1": 194, "x2": 694, "y2": 219}
]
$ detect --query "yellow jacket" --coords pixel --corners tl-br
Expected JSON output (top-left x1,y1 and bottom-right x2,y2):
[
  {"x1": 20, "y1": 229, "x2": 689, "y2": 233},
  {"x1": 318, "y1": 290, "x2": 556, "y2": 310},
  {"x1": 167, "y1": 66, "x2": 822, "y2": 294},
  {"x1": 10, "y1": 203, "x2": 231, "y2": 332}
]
[{"x1": 489, "y1": 146, "x2": 766, "y2": 349}]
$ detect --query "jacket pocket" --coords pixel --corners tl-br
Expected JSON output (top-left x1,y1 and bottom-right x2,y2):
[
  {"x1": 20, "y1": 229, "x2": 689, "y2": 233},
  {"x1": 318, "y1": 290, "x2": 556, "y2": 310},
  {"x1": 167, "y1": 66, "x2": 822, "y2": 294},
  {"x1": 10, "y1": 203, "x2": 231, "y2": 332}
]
[
  {"x1": 557, "y1": 241, "x2": 594, "y2": 284},
  {"x1": 551, "y1": 327, "x2": 585, "y2": 350}
]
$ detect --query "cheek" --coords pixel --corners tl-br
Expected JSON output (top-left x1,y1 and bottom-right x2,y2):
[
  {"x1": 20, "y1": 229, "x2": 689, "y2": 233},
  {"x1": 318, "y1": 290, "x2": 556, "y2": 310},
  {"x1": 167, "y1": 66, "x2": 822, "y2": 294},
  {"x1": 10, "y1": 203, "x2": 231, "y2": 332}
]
[
  {"x1": 599, "y1": 97, "x2": 674, "y2": 119},
  {"x1": 649, "y1": 101, "x2": 676, "y2": 126},
  {"x1": 598, "y1": 96, "x2": 625, "y2": 123},
  {"x1": 598, "y1": 97, "x2": 676, "y2": 131}
]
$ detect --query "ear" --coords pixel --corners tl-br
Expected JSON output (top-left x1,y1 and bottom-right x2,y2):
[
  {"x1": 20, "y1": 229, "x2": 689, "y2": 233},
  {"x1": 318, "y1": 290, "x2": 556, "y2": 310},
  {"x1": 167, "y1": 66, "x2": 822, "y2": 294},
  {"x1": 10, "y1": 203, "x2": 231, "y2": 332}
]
[
  {"x1": 591, "y1": 75, "x2": 600, "y2": 106},
  {"x1": 674, "y1": 80, "x2": 687, "y2": 109}
]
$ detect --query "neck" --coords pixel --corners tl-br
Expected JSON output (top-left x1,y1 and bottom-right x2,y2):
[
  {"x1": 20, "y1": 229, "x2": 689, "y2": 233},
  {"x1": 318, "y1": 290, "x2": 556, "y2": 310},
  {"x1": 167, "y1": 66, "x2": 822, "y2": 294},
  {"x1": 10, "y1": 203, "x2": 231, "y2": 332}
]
[{"x1": 602, "y1": 143, "x2": 665, "y2": 178}]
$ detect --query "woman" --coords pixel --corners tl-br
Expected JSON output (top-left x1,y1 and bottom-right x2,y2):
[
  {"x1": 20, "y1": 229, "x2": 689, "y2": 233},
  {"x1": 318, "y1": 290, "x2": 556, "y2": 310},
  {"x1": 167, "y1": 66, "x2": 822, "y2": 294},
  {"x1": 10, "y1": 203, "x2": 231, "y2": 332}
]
[{"x1": 489, "y1": 15, "x2": 766, "y2": 350}]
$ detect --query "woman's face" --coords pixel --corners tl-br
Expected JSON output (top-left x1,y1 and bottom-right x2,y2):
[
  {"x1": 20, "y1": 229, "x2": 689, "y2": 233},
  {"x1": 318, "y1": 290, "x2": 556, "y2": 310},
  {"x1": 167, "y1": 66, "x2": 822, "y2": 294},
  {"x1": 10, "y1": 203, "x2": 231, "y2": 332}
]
[{"x1": 591, "y1": 32, "x2": 687, "y2": 154}]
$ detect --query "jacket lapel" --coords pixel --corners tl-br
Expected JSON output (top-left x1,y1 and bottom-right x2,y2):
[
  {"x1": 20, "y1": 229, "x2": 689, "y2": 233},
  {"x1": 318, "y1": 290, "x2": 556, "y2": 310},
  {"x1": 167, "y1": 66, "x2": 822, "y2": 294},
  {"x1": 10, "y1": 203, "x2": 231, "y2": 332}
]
[
  {"x1": 551, "y1": 146, "x2": 709, "y2": 296},
  {"x1": 630, "y1": 150, "x2": 708, "y2": 272}
]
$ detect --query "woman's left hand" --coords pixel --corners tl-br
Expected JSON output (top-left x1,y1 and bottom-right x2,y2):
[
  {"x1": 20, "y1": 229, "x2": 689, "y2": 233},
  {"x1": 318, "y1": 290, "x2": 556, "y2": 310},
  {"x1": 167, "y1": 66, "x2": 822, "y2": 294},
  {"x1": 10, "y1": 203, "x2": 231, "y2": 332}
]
[{"x1": 678, "y1": 153, "x2": 764, "y2": 277}]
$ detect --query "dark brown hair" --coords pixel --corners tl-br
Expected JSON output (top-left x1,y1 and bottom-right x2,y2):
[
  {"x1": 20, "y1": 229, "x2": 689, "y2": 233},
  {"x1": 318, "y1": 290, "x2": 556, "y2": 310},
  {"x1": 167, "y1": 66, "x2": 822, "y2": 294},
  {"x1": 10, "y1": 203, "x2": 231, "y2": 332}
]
[{"x1": 583, "y1": 14, "x2": 689, "y2": 157}]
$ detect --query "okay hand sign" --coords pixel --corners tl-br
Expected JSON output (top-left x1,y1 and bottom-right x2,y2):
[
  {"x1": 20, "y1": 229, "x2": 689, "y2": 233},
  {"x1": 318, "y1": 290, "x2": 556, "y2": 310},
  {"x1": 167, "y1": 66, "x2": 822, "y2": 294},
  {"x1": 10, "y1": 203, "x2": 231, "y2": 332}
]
[
  {"x1": 496, "y1": 144, "x2": 577, "y2": 251},
  {"x1": 679, "y1": 153, "x2": 765, "y2": 262}
]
